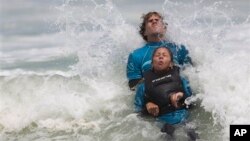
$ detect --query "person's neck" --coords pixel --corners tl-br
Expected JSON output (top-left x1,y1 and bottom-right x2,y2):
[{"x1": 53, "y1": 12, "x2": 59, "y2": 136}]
[{"x1": 147, "y1": 34, "x2": 165, "y2": 42}]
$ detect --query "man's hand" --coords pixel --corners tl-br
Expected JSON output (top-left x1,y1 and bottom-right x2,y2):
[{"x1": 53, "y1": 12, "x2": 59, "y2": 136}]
[
  {"x1": 128, "y1": 78, "x2": 144, "y2": 91},
  {"x1": 146, "y1": 102, "x2": 159, "y2": 116}
]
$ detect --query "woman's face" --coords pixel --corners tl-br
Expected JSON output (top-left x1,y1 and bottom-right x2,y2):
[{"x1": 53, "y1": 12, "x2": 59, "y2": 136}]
[{"x1": 152, "y1": 48, "x2": 172, "y2": 72}]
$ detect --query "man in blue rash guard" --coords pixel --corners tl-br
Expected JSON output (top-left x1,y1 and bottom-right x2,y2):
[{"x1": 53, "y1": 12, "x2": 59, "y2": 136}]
[{"x1": 126, "y1": 11, "x2": 193, "y2": 125}]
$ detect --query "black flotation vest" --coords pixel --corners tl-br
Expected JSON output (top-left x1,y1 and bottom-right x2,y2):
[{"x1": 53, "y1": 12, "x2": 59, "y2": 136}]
[{"x1": 144, "y1": 66, "x2": 184, "y2": 115}]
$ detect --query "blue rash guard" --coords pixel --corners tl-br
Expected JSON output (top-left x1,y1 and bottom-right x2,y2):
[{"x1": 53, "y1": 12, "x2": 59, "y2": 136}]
[{"x1": 126, "y1": 41, "x2": 192, "y2": 125}]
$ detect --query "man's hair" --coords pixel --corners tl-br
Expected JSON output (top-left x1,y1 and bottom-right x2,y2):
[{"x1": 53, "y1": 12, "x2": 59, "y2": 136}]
[{"x1": 139, "y1": 11, "x2": 166, "y2": 41}]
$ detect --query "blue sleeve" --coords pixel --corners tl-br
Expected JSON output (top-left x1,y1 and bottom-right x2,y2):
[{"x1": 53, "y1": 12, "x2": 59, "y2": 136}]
[
  {"x1": 181, "y1": 77, "x2": 192, "y2": 97},
  {"x1": 126, "y1": 53, "x2": 143, "y2": 80},
  {"x1": 177, "y1": 45, "x2": 192, "y2": 65},
  {"x1": 134, "y1": 83, "x2": 145, "y2": 112}
]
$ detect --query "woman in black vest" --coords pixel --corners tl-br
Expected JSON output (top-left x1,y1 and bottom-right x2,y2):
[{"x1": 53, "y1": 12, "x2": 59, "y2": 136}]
[
  {"x1": 144, "y1": 47, "x2": 198, "y2": 140},
  {"x1": 144, "y1": 47, "x2": 186, "y2": 117}
]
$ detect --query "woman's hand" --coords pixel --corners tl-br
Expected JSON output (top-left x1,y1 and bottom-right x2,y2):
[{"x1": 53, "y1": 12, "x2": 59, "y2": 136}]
[
  {"x1": 170, "y1": 92, "x2": 184, "y2": 108},
  {"x1": 146, "y1": 102, "x2": 159, "y2": 116}
]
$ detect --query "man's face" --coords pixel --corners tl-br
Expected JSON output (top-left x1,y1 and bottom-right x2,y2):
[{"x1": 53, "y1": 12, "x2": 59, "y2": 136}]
[
  {"x1": 144, "y1": 14, "x2": 166, "y2": 37},
  {"x1": 152, "y1": 48, "x2": 172, "y2": 72}
]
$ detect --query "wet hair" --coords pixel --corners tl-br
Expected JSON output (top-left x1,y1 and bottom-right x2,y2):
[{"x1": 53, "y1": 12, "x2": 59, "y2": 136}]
[
  {"x1": 152, "y1": 47, "x2": 173, "y2": 62},
  {"x1": 139, "y1": 11, "x2": 167, "y2": 41}
]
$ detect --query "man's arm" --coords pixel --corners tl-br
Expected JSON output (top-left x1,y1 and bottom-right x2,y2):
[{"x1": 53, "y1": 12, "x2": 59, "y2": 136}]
[
  {"x1": 181, "y1": 77, "x2": 192, "y2": 97},
  {"x1": 128, "y1": 79, "x2": 143, "y2": 90},
  {"x1": 126, "y1": 53, "x2": 143, "y2": 90},
  {"x1": 177, "y1": 45, "x2": 193, "y2": 66}
]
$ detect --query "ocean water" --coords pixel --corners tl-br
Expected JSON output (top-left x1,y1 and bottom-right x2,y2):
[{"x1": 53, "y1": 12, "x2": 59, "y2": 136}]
[{"x1": 0, "y1": 0, "x2": 250, "y2": 140}]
